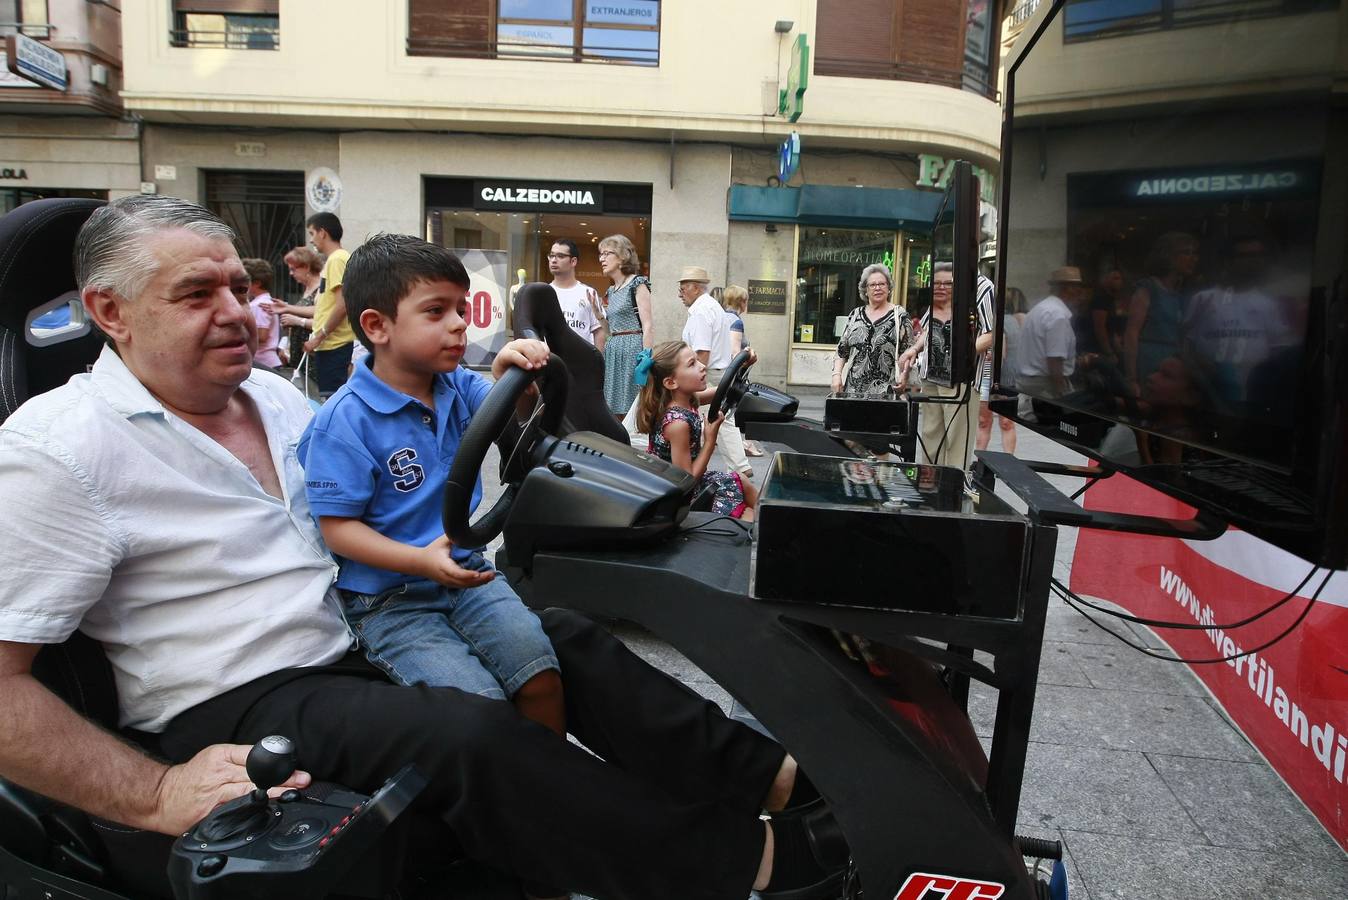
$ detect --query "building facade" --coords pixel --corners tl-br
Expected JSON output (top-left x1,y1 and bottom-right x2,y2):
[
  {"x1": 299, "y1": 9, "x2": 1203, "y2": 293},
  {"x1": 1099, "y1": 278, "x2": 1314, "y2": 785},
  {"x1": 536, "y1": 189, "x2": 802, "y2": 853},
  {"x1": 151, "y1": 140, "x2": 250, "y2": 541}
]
[
  {"x1": 118, "y1": 0, "x2": 1006, "y2": 384},
  {"x1": 0, "y1": 0, "x2": 136, "y2": 213}
]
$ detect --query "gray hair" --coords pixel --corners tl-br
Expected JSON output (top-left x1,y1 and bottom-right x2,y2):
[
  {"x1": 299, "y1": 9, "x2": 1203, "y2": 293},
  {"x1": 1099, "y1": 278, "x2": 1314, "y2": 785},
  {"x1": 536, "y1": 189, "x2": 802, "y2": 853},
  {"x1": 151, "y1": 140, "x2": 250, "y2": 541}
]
[
  {"x1": 74, "y1": 195, "x2": 236, "y2": 300},
  {"x1": 933, "y1": 262, "x2": 953, "y2": 275},
  {"x1": 857, "y1": 263, "x2": 892, "y2": 297}
]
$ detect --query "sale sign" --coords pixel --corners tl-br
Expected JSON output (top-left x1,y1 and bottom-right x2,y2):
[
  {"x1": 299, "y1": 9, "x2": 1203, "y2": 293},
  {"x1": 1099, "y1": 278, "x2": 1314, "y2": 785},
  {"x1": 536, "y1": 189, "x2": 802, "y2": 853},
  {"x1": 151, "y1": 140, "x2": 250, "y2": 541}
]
[
  {"x1": 1071, "y1": 474, "x2": 1348, "y2": 849},
  {"x1": 455, "y1": 248, "x2": 509, "y2": 369}
]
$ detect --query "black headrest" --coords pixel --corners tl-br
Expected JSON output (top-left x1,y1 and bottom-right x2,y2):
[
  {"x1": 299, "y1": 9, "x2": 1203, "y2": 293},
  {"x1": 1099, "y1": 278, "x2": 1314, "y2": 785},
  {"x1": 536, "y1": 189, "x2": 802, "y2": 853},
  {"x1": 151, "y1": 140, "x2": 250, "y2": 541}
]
[
  {"x1": 513, "y1": 282, "x2": 629, "y2": 444},
  {"x1": 0, "y1": 198, "x2": 105, "y2": 423}
]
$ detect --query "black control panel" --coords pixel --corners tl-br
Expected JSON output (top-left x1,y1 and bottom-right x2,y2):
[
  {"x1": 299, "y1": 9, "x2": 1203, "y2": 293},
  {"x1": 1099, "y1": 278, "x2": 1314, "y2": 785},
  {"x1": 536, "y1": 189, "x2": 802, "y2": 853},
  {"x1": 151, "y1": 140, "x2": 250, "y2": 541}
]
[
  {"x1": 168, "y1": 737, "x2": 426, "y2": 900},
  {"x1": 751, "y1": 453, "x2": 1029, "y2": 618}
]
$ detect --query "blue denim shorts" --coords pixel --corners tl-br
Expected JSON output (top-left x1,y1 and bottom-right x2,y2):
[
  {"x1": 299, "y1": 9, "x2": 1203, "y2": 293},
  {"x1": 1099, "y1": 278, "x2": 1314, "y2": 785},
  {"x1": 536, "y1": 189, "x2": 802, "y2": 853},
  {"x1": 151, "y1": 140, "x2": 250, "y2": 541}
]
[{"x1": 338, "y1": 554, "x2": 559, "y2": 700}]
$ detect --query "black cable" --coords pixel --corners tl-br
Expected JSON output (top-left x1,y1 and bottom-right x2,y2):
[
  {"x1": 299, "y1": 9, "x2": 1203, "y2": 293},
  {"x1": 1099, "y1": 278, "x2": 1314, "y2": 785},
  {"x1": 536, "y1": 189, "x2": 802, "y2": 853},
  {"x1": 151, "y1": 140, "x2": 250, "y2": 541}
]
[
  {"x1": 679, "y1": 514, "x2": 751, "y2": 536},
  {"x1": 1069, "y1": 482, "x2": 1091, "y2": 501},
  {"x1": 1053, "y1": 569, "x2": 1330, "y2": 665},
  {"x1": 1050, "y1": 563, "x2": 1318, "y2": 631}
]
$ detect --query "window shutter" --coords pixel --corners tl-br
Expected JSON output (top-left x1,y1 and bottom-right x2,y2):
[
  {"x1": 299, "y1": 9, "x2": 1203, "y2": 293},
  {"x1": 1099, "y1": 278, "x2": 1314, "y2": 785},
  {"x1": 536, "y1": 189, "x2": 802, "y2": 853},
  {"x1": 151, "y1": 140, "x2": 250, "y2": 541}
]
[
  {"x1": 175, "y1": 0, "x2": 279, "y2": 13},
  {"x1": 408, "y1": 0, "x2": 493, "y2": 57},
  {"x1": 815, "y1": 0, "x2": 898, "y2": 78},
  {"x1": 897, "y1": 0, "x2": 966, "y2": 86}
]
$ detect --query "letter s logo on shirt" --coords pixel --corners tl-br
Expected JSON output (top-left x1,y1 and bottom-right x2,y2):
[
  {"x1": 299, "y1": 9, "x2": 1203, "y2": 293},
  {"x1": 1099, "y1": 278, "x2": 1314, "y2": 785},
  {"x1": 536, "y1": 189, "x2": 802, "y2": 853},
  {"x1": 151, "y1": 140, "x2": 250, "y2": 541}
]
[{"x1": 387, "y1": 448, "x2": 425, "y2": 492}]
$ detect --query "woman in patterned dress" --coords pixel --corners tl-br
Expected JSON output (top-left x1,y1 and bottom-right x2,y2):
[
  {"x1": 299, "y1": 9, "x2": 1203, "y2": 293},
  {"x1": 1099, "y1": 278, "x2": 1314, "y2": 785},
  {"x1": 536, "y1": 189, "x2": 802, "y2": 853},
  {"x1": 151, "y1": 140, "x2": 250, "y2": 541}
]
[
  {"x1": 598, "y1": 234, "x2": 653, "y2": 416},
  {"x1": 830, "y1": 263, "x2": 914, "y2": 396},
  {"x1": 636, "y1": 341, "x2": 758, "y2": 520}
]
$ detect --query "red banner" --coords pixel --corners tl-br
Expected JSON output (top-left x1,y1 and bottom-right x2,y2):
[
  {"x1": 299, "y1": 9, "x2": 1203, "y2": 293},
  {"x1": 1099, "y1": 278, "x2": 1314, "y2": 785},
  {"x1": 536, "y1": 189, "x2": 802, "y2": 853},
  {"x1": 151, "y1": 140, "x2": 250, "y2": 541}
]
[{"x1": 1071, "y1": 474, "x2": 1348, "y2": 849}]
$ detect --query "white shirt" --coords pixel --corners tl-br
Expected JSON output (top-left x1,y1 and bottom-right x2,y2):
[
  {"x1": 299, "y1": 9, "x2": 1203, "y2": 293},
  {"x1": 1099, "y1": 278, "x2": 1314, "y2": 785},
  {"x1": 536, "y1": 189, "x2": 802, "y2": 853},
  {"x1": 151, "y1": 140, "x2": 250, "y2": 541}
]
[
  {"x1": 683, "y1": 292, "x2": 732, "y2": 369},
  {"x1": 551, "y1": 281, "x2": 604, "y2": 345},
  {"x1": 1016, "y1": 294, "x2": 1076, "y2": 378},
  {"x1": 0, "y1": 347, "x2": 352, "y2": 732}
]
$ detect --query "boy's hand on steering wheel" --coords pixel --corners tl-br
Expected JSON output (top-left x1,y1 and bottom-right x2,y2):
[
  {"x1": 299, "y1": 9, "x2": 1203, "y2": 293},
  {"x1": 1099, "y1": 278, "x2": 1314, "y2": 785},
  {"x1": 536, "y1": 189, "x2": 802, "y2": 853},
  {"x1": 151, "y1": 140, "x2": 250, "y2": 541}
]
[
  {"x1": 416, "y1": 535, "x2": 495, "y2": 588},
  {"x1": 149, "y1": 743, "x2": 311, "y2": 836},
  {"x1": 492, "y1": 339, "x2": 549, "y2": 380}
]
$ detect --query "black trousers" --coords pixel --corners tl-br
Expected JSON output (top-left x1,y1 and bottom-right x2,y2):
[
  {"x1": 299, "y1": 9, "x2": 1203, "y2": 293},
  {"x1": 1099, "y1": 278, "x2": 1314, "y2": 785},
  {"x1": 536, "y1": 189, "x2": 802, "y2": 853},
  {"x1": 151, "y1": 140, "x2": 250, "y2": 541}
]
[{"x1": 155, "y1": 609, "x2": 782, "y2": 900}]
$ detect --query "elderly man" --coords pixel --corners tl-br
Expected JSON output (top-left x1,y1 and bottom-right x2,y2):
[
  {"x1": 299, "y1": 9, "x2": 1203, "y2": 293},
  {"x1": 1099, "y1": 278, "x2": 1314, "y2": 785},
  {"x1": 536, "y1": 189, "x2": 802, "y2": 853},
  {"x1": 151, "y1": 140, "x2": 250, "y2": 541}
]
[
  {"x1": 678, "y1": 265, "x2": 752, "y2": 478},
  {"x1": 1016, "y1": 266, "x2": 1087, "y2": 400},
  {"x1": 0, "y1": 197, "x2": 843, "y2": 900}
]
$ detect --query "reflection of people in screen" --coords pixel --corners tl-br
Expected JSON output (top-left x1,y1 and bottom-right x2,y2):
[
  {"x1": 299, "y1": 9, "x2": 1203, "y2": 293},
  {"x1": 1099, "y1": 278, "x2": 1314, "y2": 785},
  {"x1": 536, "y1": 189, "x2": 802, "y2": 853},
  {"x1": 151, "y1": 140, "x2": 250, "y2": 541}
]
[
  {"x1": 1134, "y1": 352, "x2": 1221, "y2": 465},
  {"x1": 1182, "y1": 234, "x2": 1296, "y2": 406},
  {"x1": 1124, "y1": 232, "x2": 1199, "y2": 394},
  {"x1": 1015, "y1": 267, "x2": 1087, "y2": 400},
  {"x1": 1090, "y1": 268, "x2": 1130, "y2": 365}
]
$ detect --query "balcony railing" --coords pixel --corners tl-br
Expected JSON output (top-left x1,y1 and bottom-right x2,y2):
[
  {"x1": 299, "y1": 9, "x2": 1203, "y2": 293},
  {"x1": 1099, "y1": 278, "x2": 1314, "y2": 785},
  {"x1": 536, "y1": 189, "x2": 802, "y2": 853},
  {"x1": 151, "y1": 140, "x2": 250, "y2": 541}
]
[
  {"x1": 813, "y1": 56, "x2": 999, "y2": 101},
  {"x1": 0, "y1": 19, "x2": 52, "y2": 39}
]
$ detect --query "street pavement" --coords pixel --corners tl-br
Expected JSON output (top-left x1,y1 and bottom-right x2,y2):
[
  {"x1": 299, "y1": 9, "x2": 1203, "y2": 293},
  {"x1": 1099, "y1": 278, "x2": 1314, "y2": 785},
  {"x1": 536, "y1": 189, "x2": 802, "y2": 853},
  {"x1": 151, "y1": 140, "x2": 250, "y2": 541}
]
[{"x1": 481, "y1": 388, "x2": 1348, "y2": 899}]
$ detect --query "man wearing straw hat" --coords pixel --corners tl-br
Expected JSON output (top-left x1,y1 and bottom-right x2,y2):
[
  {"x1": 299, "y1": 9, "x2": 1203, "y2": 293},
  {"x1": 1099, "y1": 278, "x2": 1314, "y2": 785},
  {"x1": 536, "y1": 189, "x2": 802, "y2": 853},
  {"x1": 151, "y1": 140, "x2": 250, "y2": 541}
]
[
  {"x1": 1015, "y1": 265, "x2": 1086, "y2": 400},
  {"x1": 678, "y1": 265, "x2": 754, "y2": 478}
]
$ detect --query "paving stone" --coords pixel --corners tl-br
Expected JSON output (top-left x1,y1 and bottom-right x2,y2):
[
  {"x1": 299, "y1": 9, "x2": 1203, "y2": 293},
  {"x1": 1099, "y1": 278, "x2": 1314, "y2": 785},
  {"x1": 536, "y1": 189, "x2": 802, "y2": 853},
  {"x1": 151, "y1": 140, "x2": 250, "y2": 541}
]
[
  {"x1": 1068, "y1": 640, "x2": 1208, "y2": 696},
  {"x1": 1149, "y1": 753, "x2": 1343, "y2": 859},
  {"x1": 1016, "y1": 743, "x2": 1200, "y2": 840},
  {"x1": 1035, "y1": 640, "x2": 1093, "y2": 688},
  {"x1": 969, "y1": 683, "x2": 1259, "y2": 762},
  {"x1": 1062, "y1": 829, "x2": 1348, "y2": 900}
]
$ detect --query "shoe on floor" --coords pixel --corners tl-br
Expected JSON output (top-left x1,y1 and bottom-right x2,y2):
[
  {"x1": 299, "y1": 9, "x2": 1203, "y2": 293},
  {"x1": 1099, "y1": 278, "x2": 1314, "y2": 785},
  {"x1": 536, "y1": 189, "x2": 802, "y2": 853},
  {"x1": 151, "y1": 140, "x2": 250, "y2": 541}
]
[{"x1": 757, "y1": 799, "x2": 850, "y2": 900}]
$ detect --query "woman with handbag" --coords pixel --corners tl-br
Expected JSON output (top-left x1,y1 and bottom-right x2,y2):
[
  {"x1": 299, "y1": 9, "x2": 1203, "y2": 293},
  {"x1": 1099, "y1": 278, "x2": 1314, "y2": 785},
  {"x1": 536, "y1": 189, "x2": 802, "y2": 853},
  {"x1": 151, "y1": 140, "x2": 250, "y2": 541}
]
[
  {"x1": 599, "y1": 234, "x2": 654, "y2": 417},
  {"x1": 830, "y1": 263, "x2": 914, "y2": 396}
]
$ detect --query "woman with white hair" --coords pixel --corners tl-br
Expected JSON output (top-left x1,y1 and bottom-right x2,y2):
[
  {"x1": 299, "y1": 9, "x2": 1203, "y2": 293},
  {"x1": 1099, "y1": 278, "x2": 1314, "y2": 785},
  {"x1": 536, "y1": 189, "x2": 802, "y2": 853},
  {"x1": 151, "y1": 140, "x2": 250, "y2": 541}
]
[{"x1": 830, "y1": 263, "x2": 914, "y2": 396}]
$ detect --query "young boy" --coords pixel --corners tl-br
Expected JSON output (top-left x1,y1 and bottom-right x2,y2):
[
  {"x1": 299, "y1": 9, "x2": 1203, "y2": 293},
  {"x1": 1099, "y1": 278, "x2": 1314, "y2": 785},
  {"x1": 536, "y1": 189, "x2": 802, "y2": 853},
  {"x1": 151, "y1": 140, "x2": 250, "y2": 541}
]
[{"x1": 298, "y1": 233, "x2": 564, "y2": 737}]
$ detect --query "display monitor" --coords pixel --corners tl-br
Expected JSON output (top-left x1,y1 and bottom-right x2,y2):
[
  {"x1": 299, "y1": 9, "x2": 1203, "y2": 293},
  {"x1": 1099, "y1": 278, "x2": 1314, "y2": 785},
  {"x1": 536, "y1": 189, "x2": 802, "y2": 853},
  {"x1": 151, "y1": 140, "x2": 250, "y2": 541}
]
[
  {"x1": 926, "y1": 160, "x2": 981, "y2": 389},
  {"x1": 994, "y1": 0, "x2": 1347, "y2": 568}
]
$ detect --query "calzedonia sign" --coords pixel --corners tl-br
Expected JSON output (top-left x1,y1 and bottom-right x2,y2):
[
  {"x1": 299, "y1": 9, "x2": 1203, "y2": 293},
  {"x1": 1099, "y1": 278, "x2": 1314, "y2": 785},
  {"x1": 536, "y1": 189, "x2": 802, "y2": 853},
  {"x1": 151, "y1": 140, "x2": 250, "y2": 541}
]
[{"x1": 474, "y1": 180, "x2": 604, "y2": 213}]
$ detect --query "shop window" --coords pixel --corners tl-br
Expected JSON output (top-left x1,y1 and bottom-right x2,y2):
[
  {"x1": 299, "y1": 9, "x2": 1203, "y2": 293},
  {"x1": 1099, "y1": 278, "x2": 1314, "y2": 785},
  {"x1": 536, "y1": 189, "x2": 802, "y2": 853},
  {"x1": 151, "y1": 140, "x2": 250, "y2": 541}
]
[
  {"x1": 792, "y1": 227, "x2": 900, "y2": 346},
  {"x1": 0, "y1": 0, "x2": 50, "y2": 39},
  {"x1": 813, "y1": 0, "x2": 997, "y2": 99},
  {"x1": 171, "y1": 0, "x2": 279, "y2": 50},
  {"x1": 408, "y1": 0, "x2": 660, "y2": 65},
  {"x1": 1063, "y1": 0, "x2": 1337, "y2": 42}
]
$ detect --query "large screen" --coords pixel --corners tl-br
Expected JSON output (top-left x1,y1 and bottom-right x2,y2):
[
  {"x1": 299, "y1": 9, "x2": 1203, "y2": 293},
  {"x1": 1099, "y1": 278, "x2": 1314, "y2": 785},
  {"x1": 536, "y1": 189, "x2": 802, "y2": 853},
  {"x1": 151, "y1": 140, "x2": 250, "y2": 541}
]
[{"x1": 995, "y1": 0, "x2": 1347, "y2": 567}]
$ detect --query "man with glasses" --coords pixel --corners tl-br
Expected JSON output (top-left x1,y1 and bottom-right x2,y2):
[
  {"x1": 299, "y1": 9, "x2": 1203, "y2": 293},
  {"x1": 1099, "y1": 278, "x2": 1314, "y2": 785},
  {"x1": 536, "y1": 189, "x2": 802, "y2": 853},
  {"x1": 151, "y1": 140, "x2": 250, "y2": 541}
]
[{"x1": 548, "y1": 239, "x2": 606, "y2": 350}]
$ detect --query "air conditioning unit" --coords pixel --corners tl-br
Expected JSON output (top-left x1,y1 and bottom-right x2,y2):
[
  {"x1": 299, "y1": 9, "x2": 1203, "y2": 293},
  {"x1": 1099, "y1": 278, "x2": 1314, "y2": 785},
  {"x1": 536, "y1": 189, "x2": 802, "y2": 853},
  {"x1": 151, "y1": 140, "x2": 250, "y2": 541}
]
[{"x1": 90, "y1": 63, "x2": 108, "y2": 86}]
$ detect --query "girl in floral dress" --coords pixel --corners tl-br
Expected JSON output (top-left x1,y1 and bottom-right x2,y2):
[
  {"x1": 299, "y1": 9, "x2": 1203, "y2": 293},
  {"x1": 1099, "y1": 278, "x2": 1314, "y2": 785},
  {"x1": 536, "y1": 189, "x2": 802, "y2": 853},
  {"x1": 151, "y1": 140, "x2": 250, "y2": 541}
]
[{"x1": 635, "y1": 341, "x2": 758, "y2": 520}]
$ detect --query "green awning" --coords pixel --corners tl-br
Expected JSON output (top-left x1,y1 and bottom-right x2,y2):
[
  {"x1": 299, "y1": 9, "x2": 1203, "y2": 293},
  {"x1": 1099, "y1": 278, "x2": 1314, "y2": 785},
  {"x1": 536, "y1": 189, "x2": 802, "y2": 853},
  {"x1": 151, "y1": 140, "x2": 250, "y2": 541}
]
[{"x1": 727, "y1": 184, "x2": 945, "y2": 231}]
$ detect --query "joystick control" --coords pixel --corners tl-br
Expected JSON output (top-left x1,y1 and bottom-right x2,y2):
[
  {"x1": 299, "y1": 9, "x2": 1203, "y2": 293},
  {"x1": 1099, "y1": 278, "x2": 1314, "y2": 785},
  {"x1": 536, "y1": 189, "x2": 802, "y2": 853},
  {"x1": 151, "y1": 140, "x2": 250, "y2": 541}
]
[
  {"x1": 169, "y1": 737, "x2": 427, "y2": 900},
  {"x1": 246, "y1": 735, "x2": 298, "y2": 797},
  {"x1": 189, "y1": 735, "x2": 297, "y2": 844}
]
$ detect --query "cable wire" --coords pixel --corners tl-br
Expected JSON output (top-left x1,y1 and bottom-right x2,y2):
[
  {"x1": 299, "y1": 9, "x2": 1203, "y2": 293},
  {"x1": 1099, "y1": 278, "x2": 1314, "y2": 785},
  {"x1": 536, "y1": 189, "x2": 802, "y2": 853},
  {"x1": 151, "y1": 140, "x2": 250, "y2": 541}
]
[
  {"x1": 1050, "y1": 564, "x2": 1318, "y2": 632},
  {"x1": 1053, "y1": 569, "x2": 1331, "y2": 665}
]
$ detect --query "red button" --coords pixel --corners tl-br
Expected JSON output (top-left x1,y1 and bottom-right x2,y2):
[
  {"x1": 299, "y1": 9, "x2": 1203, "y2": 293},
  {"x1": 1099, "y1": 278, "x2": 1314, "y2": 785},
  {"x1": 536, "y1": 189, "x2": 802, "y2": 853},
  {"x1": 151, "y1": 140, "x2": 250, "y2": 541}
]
[
  {"x1": 319, "y1": 837, "x2": 329, "y2": 848},
  {"x1": 340, "y1": 816, "x2": 351, "y2": 827}
]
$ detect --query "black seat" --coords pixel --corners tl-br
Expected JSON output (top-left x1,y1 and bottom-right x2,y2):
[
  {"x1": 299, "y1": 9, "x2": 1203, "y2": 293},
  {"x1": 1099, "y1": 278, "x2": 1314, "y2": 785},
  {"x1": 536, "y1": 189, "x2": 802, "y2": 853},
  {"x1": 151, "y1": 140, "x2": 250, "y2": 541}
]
[
  {"x1": 511, "y1": 282, "x2": 629, "y2": 445},
  {"x1": 0, "y1": 197, "x2": 179, "y2": 899},
  {"x1": 0, "y1": 199, "x2": 522, "y2": 900}
]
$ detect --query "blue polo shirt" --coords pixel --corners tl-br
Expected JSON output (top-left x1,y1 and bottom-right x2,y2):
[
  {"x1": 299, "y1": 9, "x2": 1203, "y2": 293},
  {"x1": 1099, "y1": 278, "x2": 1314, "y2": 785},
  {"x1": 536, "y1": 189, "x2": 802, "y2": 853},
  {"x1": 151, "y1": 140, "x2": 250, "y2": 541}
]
[{"x1": 299, "y1": 358, "x2": 492, "y2": 594}]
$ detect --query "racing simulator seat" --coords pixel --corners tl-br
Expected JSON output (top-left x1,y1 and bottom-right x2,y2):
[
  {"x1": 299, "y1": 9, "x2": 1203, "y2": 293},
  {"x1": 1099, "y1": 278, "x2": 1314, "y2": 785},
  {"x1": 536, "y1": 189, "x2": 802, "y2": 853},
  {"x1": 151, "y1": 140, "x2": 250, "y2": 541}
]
[
  {"x1": 0, "y1": 199, "x2": 506, "y2": 900},
  {"x1": 447, "y1": 350, "x2": 1071, "y2": 900}
]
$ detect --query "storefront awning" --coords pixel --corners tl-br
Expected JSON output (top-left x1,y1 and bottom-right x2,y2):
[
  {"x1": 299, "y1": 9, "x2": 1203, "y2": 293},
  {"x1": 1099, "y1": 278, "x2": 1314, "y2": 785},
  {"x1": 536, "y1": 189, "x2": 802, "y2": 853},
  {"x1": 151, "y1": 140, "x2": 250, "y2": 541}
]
[{"x1": 727, "y1": 184, "x2": 945, "y2": 231}]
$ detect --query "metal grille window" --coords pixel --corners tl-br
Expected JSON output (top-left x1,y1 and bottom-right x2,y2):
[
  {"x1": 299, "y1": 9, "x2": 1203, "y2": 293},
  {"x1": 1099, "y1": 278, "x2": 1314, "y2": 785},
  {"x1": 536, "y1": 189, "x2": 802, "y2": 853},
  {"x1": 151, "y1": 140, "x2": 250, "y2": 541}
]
[
  {"x1": 171, "y1": 0, "x2": 279, "y2": 50},
  {"x1": 1063, "y1": 0, "x2": 1338, "y2": 41},
  {"x1": 408, "y1": 0, "x2": 660, "y2": 65},
  {"x1": 203, "y1": 170, "x2": 305, "y2": 302},
  {"x1": 0, "y1": 0, "x2": 50, "y2": 39}
]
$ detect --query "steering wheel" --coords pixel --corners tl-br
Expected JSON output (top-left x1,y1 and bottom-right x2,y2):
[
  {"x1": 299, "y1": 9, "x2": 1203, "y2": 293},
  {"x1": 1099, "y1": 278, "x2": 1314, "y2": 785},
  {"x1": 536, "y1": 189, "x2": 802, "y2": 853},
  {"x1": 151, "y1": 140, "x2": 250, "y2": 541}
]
[
  {"x1": 442, "y1": 356, "x2": 569, "y2": 549},
  {"x1": 707, "y1": 349, "x2": 753, "y2": 424}
]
